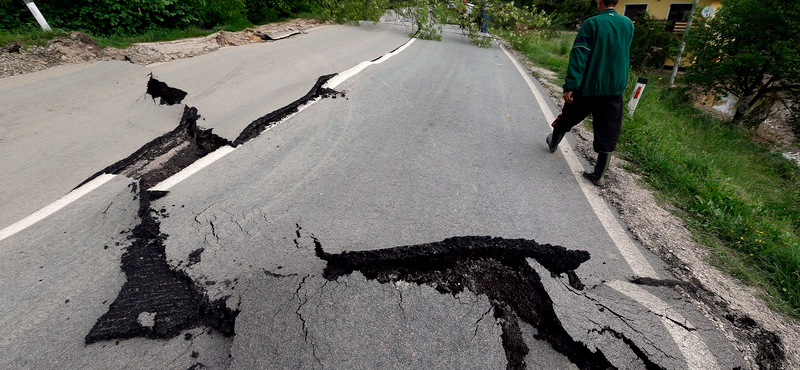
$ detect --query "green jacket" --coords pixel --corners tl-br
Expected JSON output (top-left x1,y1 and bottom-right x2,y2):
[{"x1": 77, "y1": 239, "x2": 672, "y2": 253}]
[{"x1": 563, "y1": 9, "x2": 634, "y2": 97}]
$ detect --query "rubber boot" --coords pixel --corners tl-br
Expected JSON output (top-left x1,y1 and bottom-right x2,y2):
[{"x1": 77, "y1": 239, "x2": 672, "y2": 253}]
[
  {"x1": 546, "y1": 130, "x2": 566, "y2": 153},
  {"x1": 582, "y1": 152, "x2": 611, "y2": 186}
]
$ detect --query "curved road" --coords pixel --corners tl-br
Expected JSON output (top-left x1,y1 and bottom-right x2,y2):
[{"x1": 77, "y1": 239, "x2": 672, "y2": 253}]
[{"x1": 0, "y1": 22, "x2": 749, "y2": 369}]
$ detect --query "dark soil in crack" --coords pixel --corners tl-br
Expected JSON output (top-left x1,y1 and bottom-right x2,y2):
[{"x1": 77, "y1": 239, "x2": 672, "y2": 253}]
[
  {"x1": 232, "y1": 73, "x2": 342, "y2": 146},
  {"x1": 315, "y1": 236, "x2": 612, "y2": 370},
  {"x1": 78, "y1": 73, "x2": 341, "y2": 191},
  {"x1": 85, "y1": 182, "x2": 238, "y2": 344},
  {"x1": 147, "y1": 76, "x2": 188, "y2": 106},
  {"x1": 78, "y1": 106, "x2": 232, "y2": 190}
]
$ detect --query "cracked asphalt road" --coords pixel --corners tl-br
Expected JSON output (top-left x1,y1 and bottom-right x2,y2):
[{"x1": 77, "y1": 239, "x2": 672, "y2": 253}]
[{"x1": 0, "y1": 22, "x2": 758, "y2": 369}]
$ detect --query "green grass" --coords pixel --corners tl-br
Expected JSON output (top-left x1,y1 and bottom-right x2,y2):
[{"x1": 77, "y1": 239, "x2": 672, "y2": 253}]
[
  {"x1": 0, "y1": 27, "x2": 68, "y2": 48},
  {"x1": 506, "y1": 32, "x2": 800, "y2": 318},
  {"x1": 1, "y1": 11, "x2": 327, "y2": 50},
  {"x1": 499, "y1": 30, "x2": 575, "y2": 81},
  {"x1": 618, "y1": 83, "x2": 800, "y2": 317},
  {"x1": 94, "y1": 15, "x2": 257, "y2": 49}
]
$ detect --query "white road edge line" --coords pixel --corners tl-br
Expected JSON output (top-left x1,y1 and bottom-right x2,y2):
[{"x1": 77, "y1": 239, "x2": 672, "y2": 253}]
[
  {"x1": 499, "y1": 43, "x2": 658, "y2": 279},
  {"x1": 607, "y1": 280, "x2": 720, "y2": 370},
  {"x1": 150, "y1": 145, "x2": 237, "y2": 191},
  {"x1": 0, "y1": 174, "x2": 117, "y2": 242},
  {"x1": 500, "y1": 43, "x2": 718, "y2": 370}
]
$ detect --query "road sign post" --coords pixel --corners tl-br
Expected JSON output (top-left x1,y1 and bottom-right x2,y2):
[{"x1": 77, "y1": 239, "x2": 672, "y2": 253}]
[
  {"x1": 627, "y1": 77, "x2": 648, "y2": 116},
  {"x1": 23, "y1": 0, "x2": 51, "y2": 31}
]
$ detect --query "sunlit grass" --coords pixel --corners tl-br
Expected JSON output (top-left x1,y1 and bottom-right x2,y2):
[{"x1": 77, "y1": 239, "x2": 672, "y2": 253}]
[{"x1": 618, "y1": 83, "x2": 800, "y2": 317}]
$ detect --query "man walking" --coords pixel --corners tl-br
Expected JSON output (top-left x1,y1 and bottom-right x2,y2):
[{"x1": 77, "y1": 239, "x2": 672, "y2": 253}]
[{"x1": 546, "y1": 0, "x2": 634, "y2": 186}]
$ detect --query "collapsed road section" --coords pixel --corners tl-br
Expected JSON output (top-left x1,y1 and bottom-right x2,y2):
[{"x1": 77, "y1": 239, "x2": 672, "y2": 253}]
[
  {"x1": 78, "y1": 73, "x2": 344, "y2": 190},
  {"x1": 315, "y1": 236, "x2": 614, "y2": 370}
]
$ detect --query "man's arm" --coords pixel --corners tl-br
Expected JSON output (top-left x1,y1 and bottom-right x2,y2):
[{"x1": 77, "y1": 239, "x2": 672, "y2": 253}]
[{"x1": 563, "y1": 20, "x2": 593, "y2": 101}]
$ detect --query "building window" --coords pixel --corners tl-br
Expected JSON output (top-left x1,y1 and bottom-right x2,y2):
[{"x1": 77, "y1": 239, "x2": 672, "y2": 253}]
[
  {"x1": 624, "y1": 4, "x2": 648, "y2": 20},
  {"x1": 667, "y1": 3, "x2": 694, "y2": 21}
]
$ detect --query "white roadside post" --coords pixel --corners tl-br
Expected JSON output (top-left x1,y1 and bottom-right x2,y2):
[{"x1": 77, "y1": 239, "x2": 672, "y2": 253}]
[
  {"x1": 627, "y1": 77, "x2": 648, "y2": 116},
  {"x1": 23, "y1": 0, "x2": 52, "y2": 31}
]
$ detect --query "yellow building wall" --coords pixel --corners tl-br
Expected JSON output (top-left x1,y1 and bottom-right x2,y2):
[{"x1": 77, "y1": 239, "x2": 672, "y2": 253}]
[
  {"x1": 616, "y1": 0, "x2": 722, "y2": 20},
  {"x1": 616, "y1": 0, "x2": 722, "y2": 67}
]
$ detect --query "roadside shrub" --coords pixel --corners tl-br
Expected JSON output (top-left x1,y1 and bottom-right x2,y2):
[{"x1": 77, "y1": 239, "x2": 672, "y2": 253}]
[
  {"x1": 0, "y1": 0, "x2": 31, "y2": 29},
  {"x1": 197, "y1": 0, "x2": 248, "y2": 28},
  {"x1": 245, "y1": 0, "x2": 321, "y2": 24},
  {"x1": 629, "y1": 12, "x2": 680, "y2": 72},
  {"x1": 0, "y1": 0, "x2": 205, "y2": 35}
]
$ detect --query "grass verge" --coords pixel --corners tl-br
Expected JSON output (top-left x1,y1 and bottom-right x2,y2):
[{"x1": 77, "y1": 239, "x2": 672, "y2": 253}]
[
  {"x1": 0, "y1": 27, "x2": 68, "y2": 48},
  {"x1": 499, "y1": 30, "x2": 574, "y2": 81},
  {"x1": 1, "y1": 13, "x2": 323, "y2": 50},
  {"x1": 506, "y1": 32, "x2": 800, "y2": 318}
]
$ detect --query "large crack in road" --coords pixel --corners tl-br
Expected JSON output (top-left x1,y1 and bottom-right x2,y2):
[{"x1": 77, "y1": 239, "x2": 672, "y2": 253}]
[
  {"x1": 78, "y1": 73, "x2": 343, "y2": 190},
  {"x1": 71, "y1": 51, "x2": 786, "y2": 369},
  {"x1": 85, "y1": 184, "x2": 238, "y2": 344},
  {"x1": 84, "y1": 71, "x2": 347, "y2": 345},
  {"x1": 315, "y1": 236, "x2": 613, "y2": 370}
]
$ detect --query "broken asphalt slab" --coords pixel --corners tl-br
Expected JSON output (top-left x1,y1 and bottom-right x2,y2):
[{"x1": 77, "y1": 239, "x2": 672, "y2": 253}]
[
  {"x1": 0, "y1": 61, "x2": 184, "y2": 229},
  {"x1": 142, "y1": 31, "x2": 752, "y2": 369},
  {"x1": 531, "y1": 260, "x2": 748, "y2": 369},
  {"x1": 0, "y1": 176, "x2": 231, "y2": 369},
  {"x1": 148, "y1": 23, "x2": 414, "y2": 141}
]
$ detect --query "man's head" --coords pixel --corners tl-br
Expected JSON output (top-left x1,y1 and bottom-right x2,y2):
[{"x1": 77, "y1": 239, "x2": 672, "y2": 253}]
[{"x1": 598, "y1": 0, "x2": 619, "y2": 11}]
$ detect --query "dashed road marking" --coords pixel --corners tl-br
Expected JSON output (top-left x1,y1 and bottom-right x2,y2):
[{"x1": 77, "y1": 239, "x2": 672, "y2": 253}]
[{"x1": 0, "y1": 174, "x2": 117, "y2": 242}]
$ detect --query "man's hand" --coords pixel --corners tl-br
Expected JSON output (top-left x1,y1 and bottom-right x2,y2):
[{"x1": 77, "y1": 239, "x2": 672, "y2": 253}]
[{"x1": 563, "y1": 91, "x2": 574, "y2": 104}]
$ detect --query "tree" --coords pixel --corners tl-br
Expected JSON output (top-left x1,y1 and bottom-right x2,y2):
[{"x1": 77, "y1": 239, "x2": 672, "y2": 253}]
[
  {"x1": 684, "y1": 0, "x2": 800, "y2": 124},
  {"x1": 629, "y1": 13, "x2": 680, "y2": 72},
  {"x1": 515, "y1": 0, "x2": 594, "y2": 28},
  {"x1": 319, "y1": 0, "x2": 550, "y2": 47}
]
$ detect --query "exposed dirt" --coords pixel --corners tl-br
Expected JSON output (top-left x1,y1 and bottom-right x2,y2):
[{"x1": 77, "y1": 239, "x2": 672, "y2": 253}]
[
  {"x1": 507, "y1": 45, "x2": 800, "y2": 370},
  {"x1": 0, "y1": 18, "x2": 327, "y2": 79}
]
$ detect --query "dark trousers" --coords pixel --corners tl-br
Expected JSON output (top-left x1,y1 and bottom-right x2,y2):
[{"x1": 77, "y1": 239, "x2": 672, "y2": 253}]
[{"x1": 551, "y1": 95, "x2": 624, "y2": 152}]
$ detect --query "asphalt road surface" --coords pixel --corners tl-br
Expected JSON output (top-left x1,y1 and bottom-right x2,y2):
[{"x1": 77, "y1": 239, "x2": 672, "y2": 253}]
[{"x1": 1, "y1": 22, "x2": 751, "y2": 369}]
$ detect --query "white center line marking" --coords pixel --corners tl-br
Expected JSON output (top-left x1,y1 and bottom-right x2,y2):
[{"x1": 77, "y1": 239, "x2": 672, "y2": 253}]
[
  {"x1": 324, "y1": 38, "x2": 416, "y2": 89},
  {"x1": 0, "y1": 174, "x2": 117, "y2": 242},
  {"x1": 149, "y1": 145, "x2": 236, "y2": 191}
]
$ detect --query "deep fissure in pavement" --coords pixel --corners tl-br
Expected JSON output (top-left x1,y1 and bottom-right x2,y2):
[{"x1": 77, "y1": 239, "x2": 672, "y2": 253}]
[
  {"x1": 79, "y1": 73, "x2": 342, "y2": 191},
  {"x1": 315, "y1": 236, "x2": 613, "y2": 370},
  {"x1": 85, "y1": 183, "x2": 239, "y2": 344},
  {"x1": 78, "y1": 106, "x2": 232, "y2": 189},
  {"x1": 147, "y1": 76, "x2": 188, "y2": 106},
  {"x1": 232, "y1": 73, "x2": 342, "y2": 145}
]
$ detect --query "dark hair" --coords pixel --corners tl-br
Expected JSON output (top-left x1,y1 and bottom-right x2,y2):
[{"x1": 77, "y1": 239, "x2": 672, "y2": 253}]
[{"x1": 604, "y1": 0, "x2": 620, "y2": 6}]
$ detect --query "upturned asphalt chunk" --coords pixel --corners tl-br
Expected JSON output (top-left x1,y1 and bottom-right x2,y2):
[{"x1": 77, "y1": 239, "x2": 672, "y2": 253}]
[{"x1": 315, "y1": 236, "x2": 612, "y2": 370}]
